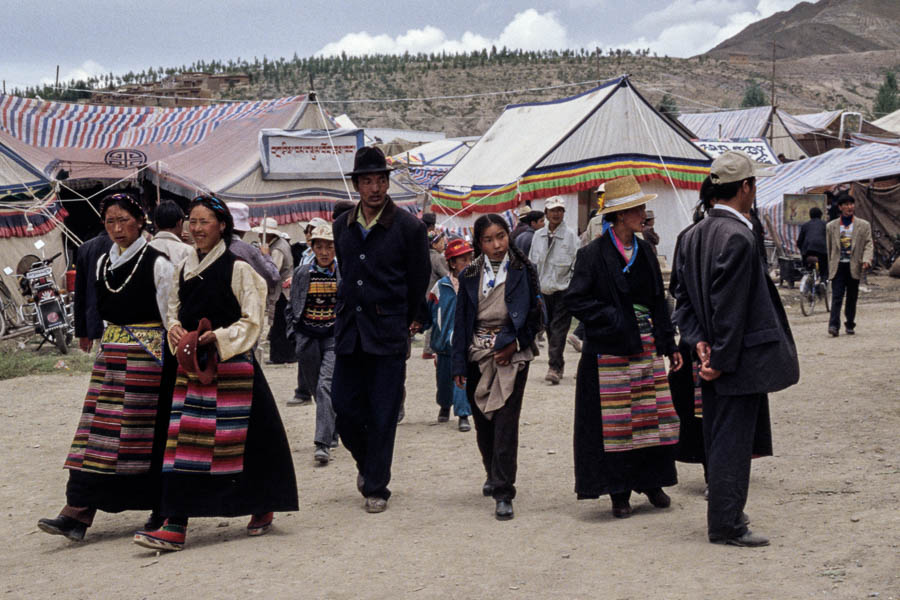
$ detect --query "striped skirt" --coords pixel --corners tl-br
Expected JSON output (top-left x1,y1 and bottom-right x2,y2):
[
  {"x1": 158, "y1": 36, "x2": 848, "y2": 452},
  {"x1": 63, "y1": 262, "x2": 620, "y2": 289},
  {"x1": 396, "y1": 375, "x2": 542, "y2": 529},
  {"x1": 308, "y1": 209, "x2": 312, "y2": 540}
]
[
  {"x1": 596, "y1": 315, "x2": 679, "y2": 453},
  {"x1": 65, "y1": 339, "x2": 165, "y2": 475},
  {"x1": 163, "y1": 354, "x2": 253, "y2": 475}
]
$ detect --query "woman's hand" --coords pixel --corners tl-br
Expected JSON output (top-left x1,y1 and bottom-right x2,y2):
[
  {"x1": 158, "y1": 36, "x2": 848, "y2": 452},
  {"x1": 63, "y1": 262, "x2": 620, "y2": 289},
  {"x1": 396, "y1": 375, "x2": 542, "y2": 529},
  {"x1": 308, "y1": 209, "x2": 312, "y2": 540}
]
[
  {"x1": 494, "y1": 341, "x2": 517, "y2": 366},
  {"x1": 668, "y1": 350, "x2": 684, "y2": 372},
  {"x1": 198, "y1": 330, "x2": 217, "y2": 346},
  {"x1": 168, "y1": 325, "x2": 187, "y2": 347},
  {"x1": 454, "y1": 375, "x2": 466, "y2": 389}
]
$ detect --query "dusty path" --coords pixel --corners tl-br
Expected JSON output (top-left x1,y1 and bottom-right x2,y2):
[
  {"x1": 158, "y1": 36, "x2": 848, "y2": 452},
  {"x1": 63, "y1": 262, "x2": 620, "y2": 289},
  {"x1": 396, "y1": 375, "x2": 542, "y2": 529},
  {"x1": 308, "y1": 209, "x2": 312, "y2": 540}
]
[{"x1": 1, "y1": 297, "x2": 898, "y2": 599}]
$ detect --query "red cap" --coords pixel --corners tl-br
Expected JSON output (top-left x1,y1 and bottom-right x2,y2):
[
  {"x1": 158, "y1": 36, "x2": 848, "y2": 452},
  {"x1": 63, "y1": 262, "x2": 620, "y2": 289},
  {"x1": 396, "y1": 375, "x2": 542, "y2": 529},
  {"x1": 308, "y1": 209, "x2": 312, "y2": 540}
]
[{"x1": 444, "y1": 238, "x2": 473, "y2": 260}]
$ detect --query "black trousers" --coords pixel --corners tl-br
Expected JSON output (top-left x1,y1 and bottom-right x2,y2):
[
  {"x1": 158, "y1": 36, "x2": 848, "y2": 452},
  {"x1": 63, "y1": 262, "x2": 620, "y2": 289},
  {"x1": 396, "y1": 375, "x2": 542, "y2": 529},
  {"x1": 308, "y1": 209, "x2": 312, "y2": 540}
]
[
  {"x1": 544, "y1": 291, "x2": 572, "y2": 372},
  {"x1": 829, "y1": 262, "x2": 859, "y2": 331},
  {"x1": 702, "y1": 385, "x2": 764, "y2": 541},
  {"x1": 466, "y1": 361, "x2": 529, "y2": 501},
  {"x1": 332, "y1": 346, "x2": 407, "y2": 500}
]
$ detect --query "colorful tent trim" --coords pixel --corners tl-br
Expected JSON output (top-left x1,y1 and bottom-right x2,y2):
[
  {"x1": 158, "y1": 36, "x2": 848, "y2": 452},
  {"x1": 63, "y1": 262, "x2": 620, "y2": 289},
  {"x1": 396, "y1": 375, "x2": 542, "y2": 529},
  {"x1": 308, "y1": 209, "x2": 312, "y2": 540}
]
[
  {"x1": 0, "y1": 197, "x2": 67, "y2": 238},
  {"x1": 0, "y1": 94, "x2": 304, "y2": 149},
  {"x1": 431, "y1": 154, "x2": 709, "y2": 215}
]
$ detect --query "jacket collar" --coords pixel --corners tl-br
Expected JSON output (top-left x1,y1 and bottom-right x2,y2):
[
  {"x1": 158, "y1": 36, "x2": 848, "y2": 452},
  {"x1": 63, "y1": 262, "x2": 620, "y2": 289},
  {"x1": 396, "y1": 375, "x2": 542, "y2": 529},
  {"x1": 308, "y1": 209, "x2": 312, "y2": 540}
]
[
  {"x1": 709, "y1": 206, "x2": 753, "y2": 229},
  {"x1": 349, "y1": 195, "x2": 397, "y2": 230}
]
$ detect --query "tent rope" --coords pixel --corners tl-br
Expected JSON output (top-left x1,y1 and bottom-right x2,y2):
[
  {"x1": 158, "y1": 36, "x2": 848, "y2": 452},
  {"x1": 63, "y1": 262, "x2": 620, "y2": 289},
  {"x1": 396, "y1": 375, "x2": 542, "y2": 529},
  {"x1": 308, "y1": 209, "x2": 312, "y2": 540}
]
[{"x1": 312, "y1": 93, "x2": 354, "y2": 202}]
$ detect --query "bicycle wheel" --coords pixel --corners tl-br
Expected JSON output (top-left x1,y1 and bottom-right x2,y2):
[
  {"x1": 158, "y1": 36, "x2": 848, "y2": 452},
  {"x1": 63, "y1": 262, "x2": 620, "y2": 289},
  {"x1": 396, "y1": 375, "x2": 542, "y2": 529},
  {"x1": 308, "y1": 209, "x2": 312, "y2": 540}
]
[
  {"x1": 821, "y1": 280, "x2": 831, "y2": 312},
  {"x1": 799, "y1": 275, "x2": 815, "y2": 316}
]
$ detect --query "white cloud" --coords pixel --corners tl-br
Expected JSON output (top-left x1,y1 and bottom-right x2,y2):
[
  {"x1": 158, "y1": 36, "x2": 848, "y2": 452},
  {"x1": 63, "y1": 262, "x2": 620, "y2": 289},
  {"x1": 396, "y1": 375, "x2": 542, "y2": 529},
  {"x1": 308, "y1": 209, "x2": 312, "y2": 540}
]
[
  {"x1": 316, "y1": 9, "x2": 568, "y2": 57},
  {"x1": 626, "y1": 0, "x2": 806, "y2": 57},
  {"x1": 38, "y1": 59, "x2": 109, "y2": 86}
]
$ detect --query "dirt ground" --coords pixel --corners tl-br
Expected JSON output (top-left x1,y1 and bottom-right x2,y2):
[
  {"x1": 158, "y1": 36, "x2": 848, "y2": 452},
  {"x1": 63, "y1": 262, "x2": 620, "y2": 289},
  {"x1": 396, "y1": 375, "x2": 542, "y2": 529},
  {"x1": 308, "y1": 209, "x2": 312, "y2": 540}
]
[{"x1": 1, "y1": 281, "x2": 898, "y2": 599}]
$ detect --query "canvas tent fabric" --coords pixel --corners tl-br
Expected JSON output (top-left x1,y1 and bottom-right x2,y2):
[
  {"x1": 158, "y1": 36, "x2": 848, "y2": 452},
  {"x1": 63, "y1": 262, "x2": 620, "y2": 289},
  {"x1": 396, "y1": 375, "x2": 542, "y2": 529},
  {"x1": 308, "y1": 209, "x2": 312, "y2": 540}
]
[
  {"x1": 678, "y1": 106, "x2": 807, "y2": 161},
  {"x1": 432, "y1": 77, "x2": 711, "y2": 261},
  {"x1": 0, "y1": 137, "x2": 67, "y2": 239},
  {"x1": 435, "y1": 77, "x2": 709, "y2": 214},
  {"x1": 872, "y1": 107, "x2": 900, "y2": 135},
  {"x1": 388, "y1": 138, "x2": 477, "y2": 187},
  {"x1": 756, "y1": 143, "x2": 900, "y2": 253},
  {"x1": 147, "y1": 98, "x2": 419, "y2": 227},
  {"x1": 0, "y1": 94, "x2": 305, "y2": 182}
]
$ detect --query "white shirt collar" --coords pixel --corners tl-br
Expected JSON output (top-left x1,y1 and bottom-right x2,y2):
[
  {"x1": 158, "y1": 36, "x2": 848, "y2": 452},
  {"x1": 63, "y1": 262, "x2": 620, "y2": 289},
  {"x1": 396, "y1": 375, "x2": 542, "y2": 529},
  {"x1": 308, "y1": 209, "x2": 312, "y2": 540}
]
[
  {"x1": 108, "y1": 236, "x2": 147, "y2": 268},
  {"x1": 715, "y1": 204, "x2": 753, "y2": 231}
]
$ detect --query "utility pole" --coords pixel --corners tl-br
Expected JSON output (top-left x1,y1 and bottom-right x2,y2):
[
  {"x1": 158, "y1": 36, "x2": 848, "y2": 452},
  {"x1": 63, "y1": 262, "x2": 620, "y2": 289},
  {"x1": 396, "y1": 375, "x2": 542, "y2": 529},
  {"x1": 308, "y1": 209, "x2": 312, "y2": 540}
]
[{"x1": 55, "y1": 65, "x2": 60, "y2": 91}]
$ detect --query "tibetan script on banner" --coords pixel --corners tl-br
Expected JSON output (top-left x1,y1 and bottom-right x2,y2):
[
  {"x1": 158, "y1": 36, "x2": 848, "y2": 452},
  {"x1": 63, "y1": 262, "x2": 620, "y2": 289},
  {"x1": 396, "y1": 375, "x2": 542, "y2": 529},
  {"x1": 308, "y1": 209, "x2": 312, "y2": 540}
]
[
  {"x1": 694, "y1": 139, "x2": 779, "y2": 165},
  {"x1": 260, "y1": 128, "x2": 363, "y2": 180}
]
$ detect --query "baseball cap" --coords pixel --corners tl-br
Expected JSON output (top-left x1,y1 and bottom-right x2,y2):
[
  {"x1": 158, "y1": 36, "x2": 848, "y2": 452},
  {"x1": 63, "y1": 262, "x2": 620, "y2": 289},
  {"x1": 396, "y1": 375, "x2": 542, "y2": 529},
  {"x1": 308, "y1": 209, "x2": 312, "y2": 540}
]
[
  {"x1": 544, "y1": 196, "x2": 566, "y2": 211},
  {"x1": 710, "y1": 151, "x2": 775, "y2": 184}
]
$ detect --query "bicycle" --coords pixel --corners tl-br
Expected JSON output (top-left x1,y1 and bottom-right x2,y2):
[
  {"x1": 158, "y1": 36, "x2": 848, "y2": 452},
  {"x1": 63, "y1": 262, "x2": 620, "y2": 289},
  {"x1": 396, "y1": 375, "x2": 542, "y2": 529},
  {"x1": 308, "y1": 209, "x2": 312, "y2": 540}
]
[
  {"x1": 0, "y1": 279, "x2": 23, "y2": 338},
  {"x1": 798, "y1": 256, "x2": 831, "y2": 317}
]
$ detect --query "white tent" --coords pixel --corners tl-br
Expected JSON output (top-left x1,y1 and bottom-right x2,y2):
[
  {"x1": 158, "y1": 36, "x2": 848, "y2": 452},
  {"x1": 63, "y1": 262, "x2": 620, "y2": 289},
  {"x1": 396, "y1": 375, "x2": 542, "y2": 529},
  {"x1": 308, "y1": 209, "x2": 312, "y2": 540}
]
[
  {"x1": 433, "y1": 76, "x2": 711, "y2": 260},
  {"x1": 678, "y1": 106, "x2": 807, "y2": 161}
]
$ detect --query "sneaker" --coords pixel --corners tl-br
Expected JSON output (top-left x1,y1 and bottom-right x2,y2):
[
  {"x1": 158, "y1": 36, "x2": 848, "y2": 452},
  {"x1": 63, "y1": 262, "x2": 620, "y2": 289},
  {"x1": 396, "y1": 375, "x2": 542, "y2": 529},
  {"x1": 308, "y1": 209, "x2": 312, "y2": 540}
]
[
  {"x1": 545, "y1": 368, "x2": 561, "y2": 385},
  {"x1": 458, "y1": 416, "x2": 471, "y2": 432},
  {"x1": 365, "y1": 497, "x2": 387, "y2": 513},
  {"x1": 133, "y1": 520, "x2": 186, "y2": 552},
  {"x1": 37, "y1": 515, "x2": 87, "y2": 542},
  {"x1": 567, "y1": 334, "x2": 583, "y2": 353},
  {"x1": 247, "y1": 512, "x2": 273, "y2": 536},
  {"x1": 314, "y1": 445, "x2": 330, "y2": 465},
  {"x1": 287, "y1": 396, "x2": 312, "y2": 406},
  {"x1": 438, "y1": 407, "x2": 450, "y2": 423}
]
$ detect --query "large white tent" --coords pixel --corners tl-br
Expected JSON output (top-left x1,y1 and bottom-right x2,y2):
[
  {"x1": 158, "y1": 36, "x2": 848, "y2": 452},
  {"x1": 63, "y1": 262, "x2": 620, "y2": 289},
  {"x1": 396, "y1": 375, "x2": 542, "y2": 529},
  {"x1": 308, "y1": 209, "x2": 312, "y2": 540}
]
[
  {"x1": 678, "y1": 106, "x2": 807, "y2": 161},
  {"x1": 433, "y1": 76, "x2": 711, "y2": 260}
]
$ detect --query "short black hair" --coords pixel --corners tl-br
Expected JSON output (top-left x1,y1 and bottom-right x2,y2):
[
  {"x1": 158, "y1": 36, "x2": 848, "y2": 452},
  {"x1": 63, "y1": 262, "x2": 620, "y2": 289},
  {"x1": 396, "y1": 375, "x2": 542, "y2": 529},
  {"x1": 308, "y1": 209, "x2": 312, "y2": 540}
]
[
  {"x1": 332, "y1": 200, "x2": 355, "y2": 220},
  {"x1": 154, "y1": 201, "x2": 185, "y2": 229},
  {"x1": 700, "y1": 175, "x2": 755, "y2": 203},
  {"x1": 809, "y1": 206, "x2": 823, "y2": 219},
  {"x1": 836, "y1": 191, "x2": 854, "y2": 206}
]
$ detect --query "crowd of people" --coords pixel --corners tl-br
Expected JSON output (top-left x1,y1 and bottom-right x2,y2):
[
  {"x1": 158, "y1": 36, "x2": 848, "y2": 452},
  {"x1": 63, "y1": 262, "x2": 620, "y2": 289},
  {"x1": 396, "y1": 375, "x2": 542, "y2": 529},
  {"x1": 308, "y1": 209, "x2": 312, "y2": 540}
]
[{"x1": 41, "y1": 146, "x2": 844, "y2": 552}]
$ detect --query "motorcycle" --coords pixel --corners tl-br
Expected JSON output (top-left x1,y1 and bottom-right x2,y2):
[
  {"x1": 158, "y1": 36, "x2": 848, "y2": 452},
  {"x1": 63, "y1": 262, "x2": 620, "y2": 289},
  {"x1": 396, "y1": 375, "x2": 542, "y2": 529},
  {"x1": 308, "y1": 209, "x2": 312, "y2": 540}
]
[{"x1": 3, "y1": 242, "x2": 74, "y2": 353}]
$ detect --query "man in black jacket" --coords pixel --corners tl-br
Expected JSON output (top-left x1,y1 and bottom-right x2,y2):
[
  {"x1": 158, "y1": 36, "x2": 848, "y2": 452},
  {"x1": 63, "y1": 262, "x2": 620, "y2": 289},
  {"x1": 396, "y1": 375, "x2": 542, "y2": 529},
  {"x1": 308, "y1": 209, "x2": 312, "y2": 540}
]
[
  {"x1": 73, "y1": 230, "x2": 113, "y2": 352},
  {"x1": 331, "y1": 146, "x2": 431, "y2": 513},
  {"x1": 797, "y1": 206, "x2": 827, "y2": 280},
  {"x1": 673, "y1": 151, "x2": 799, "y2": 547}
]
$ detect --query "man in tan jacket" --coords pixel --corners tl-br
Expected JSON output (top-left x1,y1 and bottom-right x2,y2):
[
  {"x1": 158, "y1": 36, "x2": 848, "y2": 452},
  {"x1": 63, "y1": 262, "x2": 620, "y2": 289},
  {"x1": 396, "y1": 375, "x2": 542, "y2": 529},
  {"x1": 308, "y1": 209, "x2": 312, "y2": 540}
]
[{"x1": 826, "y1": 192, "x2": 873, "y2": 337}]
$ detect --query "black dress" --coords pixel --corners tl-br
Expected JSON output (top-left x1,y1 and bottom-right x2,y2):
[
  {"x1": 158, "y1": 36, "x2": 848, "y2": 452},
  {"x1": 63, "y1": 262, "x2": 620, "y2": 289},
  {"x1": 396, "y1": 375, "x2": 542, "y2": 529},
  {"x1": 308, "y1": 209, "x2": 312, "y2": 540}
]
[{"x1": 160, "y1": 250, "x2": 298, "y2": 517}]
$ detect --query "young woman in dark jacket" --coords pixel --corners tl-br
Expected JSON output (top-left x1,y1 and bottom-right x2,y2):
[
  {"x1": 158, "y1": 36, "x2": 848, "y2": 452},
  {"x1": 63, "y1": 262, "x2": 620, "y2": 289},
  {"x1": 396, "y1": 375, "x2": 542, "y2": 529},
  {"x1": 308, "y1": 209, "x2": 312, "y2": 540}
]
[
  {"x1": 452, "y1": 214, "x2": 543, "y2": 521},
  {"x1": 565, "y1": 176, "x2": 683, "y2": 519}
]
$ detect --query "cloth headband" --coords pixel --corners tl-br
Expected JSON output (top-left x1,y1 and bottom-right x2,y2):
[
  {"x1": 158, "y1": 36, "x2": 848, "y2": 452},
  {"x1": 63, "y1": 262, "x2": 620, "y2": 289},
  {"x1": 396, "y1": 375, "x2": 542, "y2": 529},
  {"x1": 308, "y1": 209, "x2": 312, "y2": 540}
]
[{"x1": 101, "y1": 193, "x2": 145, "y2": 218}]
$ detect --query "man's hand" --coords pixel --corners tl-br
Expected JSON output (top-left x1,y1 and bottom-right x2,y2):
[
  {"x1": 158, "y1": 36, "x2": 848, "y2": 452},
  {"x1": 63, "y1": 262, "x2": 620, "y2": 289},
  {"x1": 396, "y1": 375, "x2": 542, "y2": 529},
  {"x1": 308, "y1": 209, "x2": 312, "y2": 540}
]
[
  {"x1": 494, "y1": 341, "x2": 517, "y2": 366},
  {"x1": 695, "y1": 341, "x2": 711, "y2": 367},
  {"x1": 260, "y1": 244, "x2": 270, "y2": 256},
  {"x1": 862, "y1": 261, "x2": 871, "y2": 271},
  {"x1": 78, "y1": 338, "x2": 93, "y2": 353},
  {"x1": 700, "y1": 365, "x2": 722, "y2": 381},
  {"x1": 168, "y1": 325, "x2": 187, "y2": 347},
  {"x1": 409, "y1": 321, "x2": 422, "y2": 335},
  {"x1": 454, "y1": 375, "x2": 466, "y2": 389},
  {"x1": 668, "y1": 351, "x2": 684, "y2": 372}
]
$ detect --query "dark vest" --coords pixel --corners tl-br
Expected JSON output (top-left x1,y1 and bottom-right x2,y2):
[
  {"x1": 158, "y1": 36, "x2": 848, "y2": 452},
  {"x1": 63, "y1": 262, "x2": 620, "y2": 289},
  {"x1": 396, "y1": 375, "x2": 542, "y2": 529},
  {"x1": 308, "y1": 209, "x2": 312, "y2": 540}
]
[
  {"x1": 177, "y1": 251, "x2": 242, "y2": 331},
  {"x1": 95, "y1": 244, "x2": 164, "y2": 325}
]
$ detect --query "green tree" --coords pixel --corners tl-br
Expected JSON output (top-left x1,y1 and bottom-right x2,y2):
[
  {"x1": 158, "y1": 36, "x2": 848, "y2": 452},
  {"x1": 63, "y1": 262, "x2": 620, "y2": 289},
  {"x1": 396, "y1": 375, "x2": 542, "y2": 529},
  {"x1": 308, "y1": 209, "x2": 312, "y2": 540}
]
[
  {"x1": 741, "y1": 81, "x2": 767, "y2": 107},
  {"x1": 873, "y1": 71, "x2": 899, "y2": 117},
  {"x1": 656, "y1": 93, "x2": 679, "y2": 118}
]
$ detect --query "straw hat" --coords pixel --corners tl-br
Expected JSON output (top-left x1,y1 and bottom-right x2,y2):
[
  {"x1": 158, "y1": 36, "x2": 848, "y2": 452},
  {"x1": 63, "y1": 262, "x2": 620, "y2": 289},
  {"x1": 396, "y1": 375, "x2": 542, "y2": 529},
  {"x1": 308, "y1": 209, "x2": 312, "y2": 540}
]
[
  {"x1": 308, "y1": 224, "x2": 333, "y2": 243},
  {"x1": 598, "y1": 176, "x2": 657, "y2": 215},
  {"x1": 251, "y1": 217, "x2": 289, "y2": 239},
  {"x1": 516, "y1": 203, "x2": 532, "y2": 219}
]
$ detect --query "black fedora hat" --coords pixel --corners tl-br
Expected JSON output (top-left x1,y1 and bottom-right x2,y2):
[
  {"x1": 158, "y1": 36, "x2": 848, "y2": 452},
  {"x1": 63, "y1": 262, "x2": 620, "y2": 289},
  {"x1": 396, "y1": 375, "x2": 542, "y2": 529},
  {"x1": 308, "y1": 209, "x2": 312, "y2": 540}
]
[{"x1": 348, "y1": 146, "x2": 394, "y2": 177}]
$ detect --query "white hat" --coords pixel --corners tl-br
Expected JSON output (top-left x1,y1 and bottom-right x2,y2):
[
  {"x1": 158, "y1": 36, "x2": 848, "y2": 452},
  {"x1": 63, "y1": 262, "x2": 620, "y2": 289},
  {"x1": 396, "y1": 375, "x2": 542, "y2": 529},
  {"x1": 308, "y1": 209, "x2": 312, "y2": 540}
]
[
  {"x1": 710, "y1": 151, "x2": 776, "y2": 184},
  {"x1": 308, "y1": 217, "x2": 329, "y2": 230},
  {"x1": 251, "y1": 217, "x2": 289, "y2": 239},
  {"x1": 227, "y1": 202, "x2": 251, "y2": 232},
  {"x1": 308, "y1": 224, "x2": 334, "y2": 242},
  {"x1": 544, "y1": 196, "x2": 566, "y2": 211}
]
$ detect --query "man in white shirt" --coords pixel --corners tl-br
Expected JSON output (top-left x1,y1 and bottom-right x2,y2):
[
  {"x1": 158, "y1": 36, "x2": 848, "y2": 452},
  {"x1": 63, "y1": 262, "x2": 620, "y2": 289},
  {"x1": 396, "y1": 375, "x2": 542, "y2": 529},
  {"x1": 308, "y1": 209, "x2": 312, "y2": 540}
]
[
  {"x1": 528, "y1": 196, "x2": 579, "y2": 384},
  {"x1": 149, "y1": 201, "x2": 192, "y2": 267}
]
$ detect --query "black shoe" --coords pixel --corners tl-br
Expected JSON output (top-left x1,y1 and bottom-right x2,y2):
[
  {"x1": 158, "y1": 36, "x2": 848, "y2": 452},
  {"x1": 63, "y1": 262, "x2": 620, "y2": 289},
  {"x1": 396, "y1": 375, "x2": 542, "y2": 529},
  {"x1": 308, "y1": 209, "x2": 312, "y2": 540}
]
[
  {"x1": 711, "y1": 530, "x2": 769, "y2": 547},
  {"x1": 144, "y1": 512, "x2": 165, "y2": 531},
  {"x1": 828, "y1": 327, "x2": 839, "y2": 337},
  {"x1": 642, "y1": 488, "x2": 671, "y2": 508},
  {"x1": 482, "y1": 481, "x2": 494, "y2": 497},
  {"x1": 37, "y1": 516, "x2": 86, "y2": 542},
  {"x1": 437, "y1": 407, "x2": 450, "y2": 423},
  {"x1": 845, "y1": 325, "x2": 855, "y2": 335},
  {"x1": 611, "y1": 500, "x2": 632, "y2": 519},
  {"x1": 458, "y1": 416, "x2": 471, "y2": 432},
  {"x1": 495, "y1": 500, "x2": 514, "y2": 520}
]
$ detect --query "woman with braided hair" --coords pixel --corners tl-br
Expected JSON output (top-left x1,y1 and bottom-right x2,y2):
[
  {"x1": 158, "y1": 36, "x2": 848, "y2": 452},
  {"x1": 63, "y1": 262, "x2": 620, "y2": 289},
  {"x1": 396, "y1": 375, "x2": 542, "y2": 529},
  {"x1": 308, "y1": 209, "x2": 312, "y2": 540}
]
[
  {"x1": 133, "y1": 196, "x2": 297, "y2": 552},
  {"x1": 452, "y1": 213, "x2": 544, "y2": 521},
  {"x1": 38, "y1": 192, "x2": 176, "y2": 543}
]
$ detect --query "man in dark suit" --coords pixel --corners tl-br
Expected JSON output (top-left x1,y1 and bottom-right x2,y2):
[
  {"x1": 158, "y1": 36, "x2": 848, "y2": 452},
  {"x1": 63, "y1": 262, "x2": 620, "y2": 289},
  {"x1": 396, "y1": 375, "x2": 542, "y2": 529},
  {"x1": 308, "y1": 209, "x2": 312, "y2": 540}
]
[
  {"x1": 331, "y1": 146, "x2": 431, "y2": 513},
  {"x1": 797, "y1": 206, "x2": 828, "y2": 281},
  {"x1": 73, "y1": 230, "x2": 113, "y2": 352},
  {"x1": 673, "y1": 151, "x2": 799, "y2": 547}
]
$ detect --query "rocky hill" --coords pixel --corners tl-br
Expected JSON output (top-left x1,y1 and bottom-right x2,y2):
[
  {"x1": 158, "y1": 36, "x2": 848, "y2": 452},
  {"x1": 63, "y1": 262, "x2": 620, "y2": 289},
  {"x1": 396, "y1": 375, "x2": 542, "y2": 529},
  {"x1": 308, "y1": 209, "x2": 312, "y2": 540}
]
[{"x1": 707, "y1": 0, "x2": 900, "y2": 60}]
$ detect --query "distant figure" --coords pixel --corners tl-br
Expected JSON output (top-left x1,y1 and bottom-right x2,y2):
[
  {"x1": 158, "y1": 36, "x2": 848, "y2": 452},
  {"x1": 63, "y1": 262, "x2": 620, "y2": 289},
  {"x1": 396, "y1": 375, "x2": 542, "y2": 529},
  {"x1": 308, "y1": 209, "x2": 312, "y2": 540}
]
[
  {"x1": 150, "y1": 201, "x2": 192, "y2": 267},
  {"x1": 513, "y1": 210, "x2": 544, "y2": 255},
  {"x1": 642, "y1": 209, "x2": 660, "y2": 255},
  {"x1": 825, "y1": 192, "x2": 873, "y2": 337},
  {"x1": 796, "y1": 206, "x2": 828, "y2": 281}
]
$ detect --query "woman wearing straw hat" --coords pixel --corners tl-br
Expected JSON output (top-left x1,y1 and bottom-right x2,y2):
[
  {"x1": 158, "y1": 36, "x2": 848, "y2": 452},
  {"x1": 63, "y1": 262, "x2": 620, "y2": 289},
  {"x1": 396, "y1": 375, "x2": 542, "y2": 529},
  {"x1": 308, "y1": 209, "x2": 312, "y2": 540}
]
[{"x1": 566, "y1": 175, "x2": 684, "y2": 519}]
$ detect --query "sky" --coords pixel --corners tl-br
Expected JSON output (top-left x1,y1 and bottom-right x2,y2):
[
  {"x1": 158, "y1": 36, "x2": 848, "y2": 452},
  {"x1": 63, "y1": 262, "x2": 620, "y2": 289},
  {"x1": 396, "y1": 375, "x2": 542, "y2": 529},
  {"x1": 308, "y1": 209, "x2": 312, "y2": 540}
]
[{"x1": 1, "y1": 0, "x2": 806, "y2": 92}]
